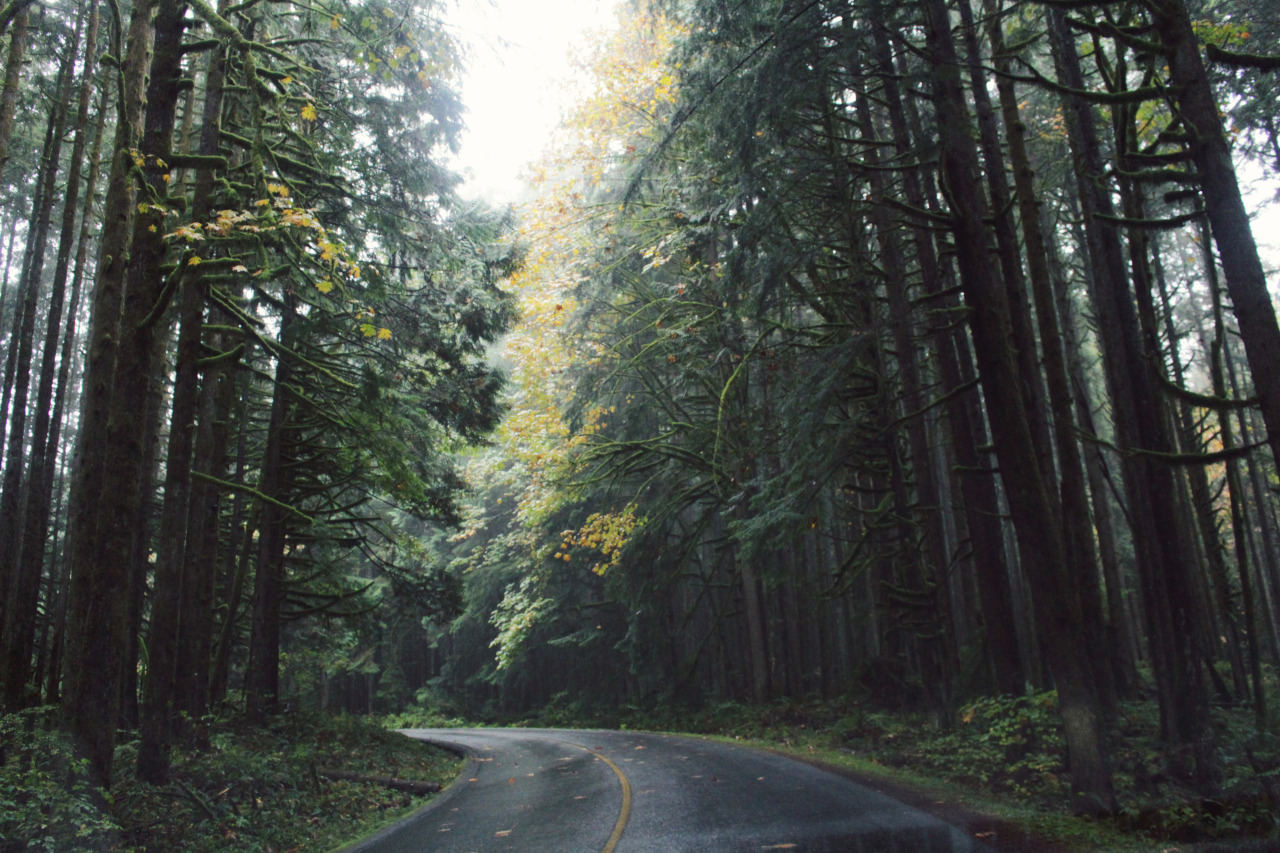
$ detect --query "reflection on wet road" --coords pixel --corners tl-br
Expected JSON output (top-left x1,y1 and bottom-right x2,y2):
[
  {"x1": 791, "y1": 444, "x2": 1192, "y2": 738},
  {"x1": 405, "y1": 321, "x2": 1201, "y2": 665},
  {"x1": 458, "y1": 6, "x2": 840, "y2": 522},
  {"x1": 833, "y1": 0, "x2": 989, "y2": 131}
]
[{"x1": 348, "y1": 728, "x2": 997, "y2": 852}]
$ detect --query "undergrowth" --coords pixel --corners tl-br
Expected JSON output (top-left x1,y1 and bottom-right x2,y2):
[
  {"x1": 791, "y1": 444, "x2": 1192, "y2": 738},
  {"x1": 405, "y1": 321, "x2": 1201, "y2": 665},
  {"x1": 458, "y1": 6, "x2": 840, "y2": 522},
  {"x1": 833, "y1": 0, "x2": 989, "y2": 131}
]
[{"x1": 0, "y1": 708, "x2": 461, "y2": 852}]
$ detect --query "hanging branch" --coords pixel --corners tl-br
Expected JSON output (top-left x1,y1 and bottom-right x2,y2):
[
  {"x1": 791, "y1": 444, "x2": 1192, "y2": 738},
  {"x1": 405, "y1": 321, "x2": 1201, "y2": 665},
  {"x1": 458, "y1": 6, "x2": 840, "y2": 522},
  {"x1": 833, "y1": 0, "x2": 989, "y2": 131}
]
[{"x1": 1206, "y1": 43, "x2": 1280, "y2": 71}]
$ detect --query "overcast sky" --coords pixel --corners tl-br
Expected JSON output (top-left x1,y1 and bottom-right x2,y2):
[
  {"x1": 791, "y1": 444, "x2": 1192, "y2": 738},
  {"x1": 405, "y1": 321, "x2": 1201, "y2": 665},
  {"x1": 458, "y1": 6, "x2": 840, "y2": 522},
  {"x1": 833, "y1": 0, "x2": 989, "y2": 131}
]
[
  {"x1": 439, "y1": 1, "x2": 1280, "y2": 273},
  {"x1": 446, "y1": 0, "x2": 617, "y2": 205}
]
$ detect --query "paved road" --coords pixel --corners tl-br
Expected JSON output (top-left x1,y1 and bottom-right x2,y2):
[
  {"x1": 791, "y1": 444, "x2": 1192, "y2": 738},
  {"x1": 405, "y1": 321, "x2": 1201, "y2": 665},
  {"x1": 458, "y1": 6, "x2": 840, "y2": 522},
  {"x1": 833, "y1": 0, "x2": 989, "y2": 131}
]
[{"x1": 347, "y1": 728, "x2": 996, "y2": 853}]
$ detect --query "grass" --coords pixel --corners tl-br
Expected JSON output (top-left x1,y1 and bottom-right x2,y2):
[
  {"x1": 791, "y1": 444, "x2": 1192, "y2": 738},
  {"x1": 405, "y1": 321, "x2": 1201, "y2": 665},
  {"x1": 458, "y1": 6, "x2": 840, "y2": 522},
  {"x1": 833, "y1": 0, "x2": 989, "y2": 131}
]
[{"x1": 0, "y1": 708, "x2": 462, "y2": 852}]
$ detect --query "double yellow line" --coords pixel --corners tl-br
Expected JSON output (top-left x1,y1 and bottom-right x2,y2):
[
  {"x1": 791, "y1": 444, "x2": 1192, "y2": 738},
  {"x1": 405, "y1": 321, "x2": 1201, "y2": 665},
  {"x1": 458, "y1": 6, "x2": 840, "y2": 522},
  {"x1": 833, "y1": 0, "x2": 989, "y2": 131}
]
[{"x1": 561, "y1": 740, "x2": 633, "y2": 853}]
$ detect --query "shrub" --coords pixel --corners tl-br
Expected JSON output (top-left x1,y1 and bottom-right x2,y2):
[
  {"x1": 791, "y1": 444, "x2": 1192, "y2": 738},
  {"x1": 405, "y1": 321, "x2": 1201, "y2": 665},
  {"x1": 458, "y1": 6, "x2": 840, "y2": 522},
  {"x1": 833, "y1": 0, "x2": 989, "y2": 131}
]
[{"x1": 0, "y1": 708, "x2": 121, "y2": 852}]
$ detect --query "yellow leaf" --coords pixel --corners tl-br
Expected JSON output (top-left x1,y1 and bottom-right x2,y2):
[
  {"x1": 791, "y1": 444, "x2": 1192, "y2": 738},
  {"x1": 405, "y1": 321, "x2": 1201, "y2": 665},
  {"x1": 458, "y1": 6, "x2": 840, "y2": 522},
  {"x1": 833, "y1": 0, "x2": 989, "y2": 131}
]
[
  {"x1": 316, "y1": 279, "x2": 334, "y2": 293},
  {"x1": 187, "y1": 256, "x2": 202, "y2": 266},
  {"x1": 281, "y1": 76, "x2": 293, "y2": 85},
  {"x1": 301, "y1": 103, "x2": 318, "y2": 122},
  {"x1": 330, "y1": 15, "x2": 341, "y2": 29},
  {"x1": 377, "y1": 327, "x2": 392, "y2": 340},
  {"x1": 360, "y1": 323, "x2": 377, "y2": 337}
]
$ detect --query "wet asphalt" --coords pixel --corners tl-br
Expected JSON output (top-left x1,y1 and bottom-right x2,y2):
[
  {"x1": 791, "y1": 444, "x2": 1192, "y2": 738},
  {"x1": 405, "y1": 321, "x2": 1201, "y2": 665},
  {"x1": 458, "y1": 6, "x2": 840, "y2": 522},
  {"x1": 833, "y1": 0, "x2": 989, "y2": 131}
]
[{"x1": 345, "y1": 728, "x2": 996, "y2": 853}]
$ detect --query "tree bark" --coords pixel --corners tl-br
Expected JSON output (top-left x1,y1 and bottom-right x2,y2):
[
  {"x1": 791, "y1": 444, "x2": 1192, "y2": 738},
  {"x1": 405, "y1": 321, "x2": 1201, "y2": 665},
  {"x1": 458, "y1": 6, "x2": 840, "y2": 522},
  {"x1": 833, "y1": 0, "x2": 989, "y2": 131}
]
[
  {"x1": 138, "y1": 0, "x2": 223, "y2": 781},
  {"x1": 0, "y1": 41, "x2": 75, "y2": 707},
  {"x1": 1046, "y1": 6, "x2": 1218, "y2": 794},
  {"x1": 40, "y1": 74, "x2": 108, "y2": 708},
  {"x1": 872, "y1": 19, "x2": 1024, "y2": 695},
  {"x1": 1150, "y1": 0, "x2": 1280, "y2": 476},
  {"x1": 61, "y1": 0, "x2": 159, "y2": 786},
  {"x1": 1199, "y1": 217, "x2": 1267, "y2": 727},
  {"x1": 173, "y1": 21, "x2": 234, "y2": 740},
  {"x1": 981, "y1": 0, "x2": 1117, "y2": 716},
  {"x1": 6, "y1": 0, "x2": 95, "y2": 711},
  {"x1": 851, "y1": 69, "x2": 952, "y2": 717},
  {"x1": 922, "y1": 0, "x2": 1113, "y2": 808},
  {"x1": 246, "y1": 298, "x2": 297, "y2": 722},
  {"x1": 0, "y1": 2, "x2": 26, "y2": 176}
]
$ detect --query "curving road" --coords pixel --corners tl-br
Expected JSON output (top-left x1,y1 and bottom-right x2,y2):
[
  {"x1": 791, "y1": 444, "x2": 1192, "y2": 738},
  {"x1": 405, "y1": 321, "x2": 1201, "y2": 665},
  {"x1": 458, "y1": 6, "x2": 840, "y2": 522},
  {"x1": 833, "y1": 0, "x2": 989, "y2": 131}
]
[{"x1": 347, "y1": 728, "x2": 997, "y2": 853}]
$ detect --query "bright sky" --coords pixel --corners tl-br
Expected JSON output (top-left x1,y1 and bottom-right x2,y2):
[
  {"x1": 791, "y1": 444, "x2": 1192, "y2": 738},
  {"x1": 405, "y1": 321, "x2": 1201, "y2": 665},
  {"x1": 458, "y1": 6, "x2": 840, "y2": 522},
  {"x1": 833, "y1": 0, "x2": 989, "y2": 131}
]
[
  {"x1": 446, "y1": 0, "x2": 617, "y2": 205},
  {"x1": 439, "y1": 0, "x2": 1280, "y2": 286}
]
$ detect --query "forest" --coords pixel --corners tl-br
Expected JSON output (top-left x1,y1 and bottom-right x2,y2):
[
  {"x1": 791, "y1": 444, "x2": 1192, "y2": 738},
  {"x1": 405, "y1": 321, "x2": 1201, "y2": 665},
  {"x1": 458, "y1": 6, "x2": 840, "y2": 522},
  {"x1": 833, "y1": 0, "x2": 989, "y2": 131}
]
[{"x1": 1, "y1": 0, "x2": 1280, "y2": 847}]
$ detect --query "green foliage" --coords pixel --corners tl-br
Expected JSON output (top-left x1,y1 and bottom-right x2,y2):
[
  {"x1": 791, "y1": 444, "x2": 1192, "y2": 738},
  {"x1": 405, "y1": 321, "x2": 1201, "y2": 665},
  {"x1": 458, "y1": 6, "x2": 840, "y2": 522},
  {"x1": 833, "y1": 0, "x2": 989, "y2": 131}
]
[
  {"x1": 0, "y1": 709, "x2": 460, "y2": 852},
  {"x1": 0, "y1": 709, "x2": 122, "y2": 852},
  {"x1": 922, "y1": 693, "x2": 1067, "y2": 799},
  {"x1": 111, "y1": 712, "x2": 458, "y2": 852},
  {"x1": 489, "y1": 575, "x2": 556, "y2": 671},
  {"x1": 380, "y1": 692, "x2": 471, "y2": 730}
]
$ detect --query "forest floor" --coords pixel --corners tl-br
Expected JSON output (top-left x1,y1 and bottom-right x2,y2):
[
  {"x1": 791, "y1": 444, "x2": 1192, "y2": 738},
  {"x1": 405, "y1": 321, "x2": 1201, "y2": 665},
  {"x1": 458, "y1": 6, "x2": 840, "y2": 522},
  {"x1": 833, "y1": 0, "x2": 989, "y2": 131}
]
[
  {"x1": 385, "y1": 688, "x2": 1280, "y2": 852},
  {"x1": 0, "y1": 709, "x2": 461, "y2": 852}
]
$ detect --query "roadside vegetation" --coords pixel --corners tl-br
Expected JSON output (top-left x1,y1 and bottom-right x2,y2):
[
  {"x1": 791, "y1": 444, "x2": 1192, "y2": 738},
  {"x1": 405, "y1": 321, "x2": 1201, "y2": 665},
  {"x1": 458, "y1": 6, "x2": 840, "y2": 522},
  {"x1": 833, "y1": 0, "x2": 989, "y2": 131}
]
[{"x1": 0, "y1": 709, "x2": 460, "y2": 852}]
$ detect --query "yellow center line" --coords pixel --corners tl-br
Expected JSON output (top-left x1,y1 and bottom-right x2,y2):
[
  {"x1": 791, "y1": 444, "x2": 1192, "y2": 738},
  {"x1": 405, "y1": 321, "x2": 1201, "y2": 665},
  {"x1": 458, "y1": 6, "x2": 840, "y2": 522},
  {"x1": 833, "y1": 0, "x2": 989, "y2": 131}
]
[{"x1": 558, "y1": 740, "x2": 632, "y2": 853}]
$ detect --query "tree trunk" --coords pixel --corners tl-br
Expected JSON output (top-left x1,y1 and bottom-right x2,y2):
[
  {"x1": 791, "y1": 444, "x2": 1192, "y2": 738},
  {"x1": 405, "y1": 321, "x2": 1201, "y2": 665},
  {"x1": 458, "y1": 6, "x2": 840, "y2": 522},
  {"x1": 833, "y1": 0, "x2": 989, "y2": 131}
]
[
  {"x1": 981, "y1": 0, "x2": 1117, "y2": 716},
  {"x1": 138, "y1": 0, "x2": 227, "y2": 780},
  {"x1": 1199, "y1": 217, "x2": 1267, "y2": 728},
  {"x1": 0, "y1": 2, "x2": 26, "y2": 176},
  {"x1": 61, "y1": 0, "x2": 159, "y2": 786},
  {"x1": 1046, "y1": 6, "x2": 1218, "y2": 794},
  {"x1": 246, "y1": 298, "x2": 297, "y2": 722},
  {"x1": 872, "y1": 20, "x2": 1023, "y2": 695},
  {"x1": 1151, "y1": 240, "x2": 1249, "y2": 701},
  {"x1": 1150, "y1": 0, "x2": 1280, "y2": 476},
  {"x1": 208, "y1": 356, "x2": 254, "y2": 707},
  {"x1": 851, "y1": 72, "x2": 952, "y2": 718},
  {"x1": 0, "y1": 43, "x2": 75, "y2": 707},
  {"x1": 922, "y1": 0, "x2": 1113, "y2": 808},
  {"x1": 40, "y1": 80, "x2": 106, "y2": 706},
  {"x1": 6, "y1": 0, "x2": 95, "y2": 711}
]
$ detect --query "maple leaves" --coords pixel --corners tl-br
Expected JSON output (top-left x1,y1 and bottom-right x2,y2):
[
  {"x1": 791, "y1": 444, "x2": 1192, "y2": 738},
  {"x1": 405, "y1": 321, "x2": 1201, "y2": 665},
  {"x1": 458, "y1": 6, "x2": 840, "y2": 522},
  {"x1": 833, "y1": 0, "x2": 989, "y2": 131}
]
[
  {"x1": 426, "y1": 5, "x2": 693, "y2": 679},
  {"x1": 558, "y1": 505, "x2": 642, "y2": 576},
  {"x1": 160, "y1": 179, "x2": 392, "y2": 339}
]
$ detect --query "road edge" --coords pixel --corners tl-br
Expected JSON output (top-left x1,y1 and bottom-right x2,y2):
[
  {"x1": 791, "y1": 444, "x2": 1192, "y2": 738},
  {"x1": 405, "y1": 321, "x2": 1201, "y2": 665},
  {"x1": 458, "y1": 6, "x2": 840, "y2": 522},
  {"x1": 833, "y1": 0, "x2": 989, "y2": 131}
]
[
  {"x1": 332, "y1": 731, "x2": 478, "y2": 853},
  {"x1": 766, "y1": 747, "x2": 1075, "y2": 853}
]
